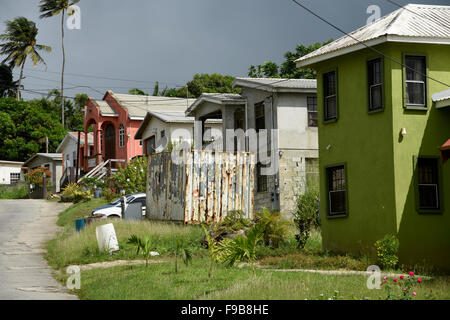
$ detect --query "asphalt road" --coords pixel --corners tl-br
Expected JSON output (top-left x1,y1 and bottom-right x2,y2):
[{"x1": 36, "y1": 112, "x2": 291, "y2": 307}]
[{"x1": 0, "y1": 200, "x2": 78, "y2": 300}]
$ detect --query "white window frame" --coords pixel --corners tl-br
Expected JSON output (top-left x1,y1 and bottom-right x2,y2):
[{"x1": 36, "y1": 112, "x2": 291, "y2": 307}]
[{"x1": 119, "y1": 124, "x2": 125, "y2": 148}]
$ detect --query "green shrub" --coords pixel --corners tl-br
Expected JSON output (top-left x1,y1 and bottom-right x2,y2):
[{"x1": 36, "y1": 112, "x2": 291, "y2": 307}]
[
  {"x1": 375, "y1": 234, "x2": 399, "y2": 270},
  {"x1": 102, "y1": 188, "x2": 119, "y2": 203},
  {"x1": 211, "y1": 210, "x2": 251, "y2": 238},
  {"x1": 0, "y1": 183, "x2": 28, "y2": 199},
  {"x1": 254, "y1": 207, "x2": 291, "y2": 248},
  {"x1": 61, "y1": 183, "x2": 92, "y2": 203},
  {"x1": 110, "y1": 156, "x2": 147, "y2": 194},
  {"x1": 292, "y1": 189, "x2": 319, "y2": 249}
]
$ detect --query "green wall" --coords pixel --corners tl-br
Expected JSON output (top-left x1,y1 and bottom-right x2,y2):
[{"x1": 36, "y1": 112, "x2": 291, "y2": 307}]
[
  {"x1": 314, "y1": 42, "x2": 450, "y2": 270},
  {"x1": 389, "y1": 43, "x2": 450, "y2": 270}
]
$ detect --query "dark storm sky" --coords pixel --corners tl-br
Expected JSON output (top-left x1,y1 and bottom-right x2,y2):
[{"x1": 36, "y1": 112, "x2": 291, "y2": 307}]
[{"x1": 0, "y1": 0, "x2": 447, "y2": 99}]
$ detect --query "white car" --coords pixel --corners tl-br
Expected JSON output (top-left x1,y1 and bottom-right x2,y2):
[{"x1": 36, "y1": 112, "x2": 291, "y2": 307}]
[{"x1": 91, "y1": 193, "x2": 147, "y2": 218}]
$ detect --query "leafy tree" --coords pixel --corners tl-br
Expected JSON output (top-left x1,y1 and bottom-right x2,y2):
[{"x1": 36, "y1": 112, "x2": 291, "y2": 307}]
[
  {"x1": 0, "y1": 17, "x2": 51, "y2": 99},
  {"x1": 0, "y1": 64, "x2": 19, "y2": 98},
  {"x1": 162, "y1": 73, "x2": 241, "y2": 98},
  {"x1": 248, "y1": 40, "x2": 333, "y2": 79},
  {"x1": 152, "y1": 81, "x2": 159, "y2": 96},
  {"x1": 39, "y1": 0, "x2": 80, "y2": 128},
  {"x1": 110, "y1": 156, "x2": 147, "y2": 194},
  {"x1": 129, "y1": 88, "x2": 148, "y2": 96},
  {"x1": 248, "y1": 61, "x2": 280, "y2": 78},
  {"x1": 279, "y1": 40, "x2": 333, "y2": 79},
  {"x1": 0, "y1": 97, "x2": 66, "y2": 161}
]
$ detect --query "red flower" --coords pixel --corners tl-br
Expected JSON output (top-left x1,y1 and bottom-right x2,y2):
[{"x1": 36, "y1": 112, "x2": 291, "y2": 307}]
[
  {"x1": 393, "y1": 278, "x2": 398, "y2": 283},
  {"x1": 409, "y1": 271, "x2": 415, "y2": 277},
  {"x1": 417, "y1": 278, "x2": 422, "y2": 283},
  {"x1": 380, "y1": 282, "x2": 383, "y2": 286},
  {"x1": 400, "y1": 275, "x2": 404, "y2": 280}
]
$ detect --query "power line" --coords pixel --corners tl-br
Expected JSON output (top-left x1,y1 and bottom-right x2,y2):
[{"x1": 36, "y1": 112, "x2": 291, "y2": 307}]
[{"x1": 291, "y1": 0, "x2": 450, "y2": 87}]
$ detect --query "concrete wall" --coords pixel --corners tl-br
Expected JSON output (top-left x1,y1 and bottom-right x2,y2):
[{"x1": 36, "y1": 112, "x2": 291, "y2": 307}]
[
  {"x1": 241, "y1": 87, "x2": 318, "y2": 215},
  {"x1": 0, "y1": 163, "x2": 23, "y2": 185},
  {"x1": 314, "y1": 41, "x2": 450, "y2": 270}
]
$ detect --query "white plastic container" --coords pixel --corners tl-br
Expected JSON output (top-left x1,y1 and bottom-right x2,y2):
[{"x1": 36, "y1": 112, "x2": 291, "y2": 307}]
[{"x1": 95, "y1": 223, "x2": 119, "y2": 253}]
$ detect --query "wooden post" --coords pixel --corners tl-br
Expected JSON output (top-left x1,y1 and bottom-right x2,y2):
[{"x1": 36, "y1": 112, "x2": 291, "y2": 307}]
[{"x1": 42, "y1": 173, "x2": 47, "y2": 199}]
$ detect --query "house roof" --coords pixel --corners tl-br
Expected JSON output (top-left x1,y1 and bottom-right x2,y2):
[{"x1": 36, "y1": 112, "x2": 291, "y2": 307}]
[
  {"x1": 107, "y1": 91, "x2": 195, "y2": 120},
  {"x1": 134, "y1": 110, "x2": 221, "y2": 140},
  {"x1": 232, "y1": 77, "x2": 317, "y2": 93},
  {"x1": 432, "y1": 88, "x2": 450, "y2": 109},
  {"x1": 56, "y1": 132, "x2": 94, "y2": 153},
  {"x1": 92, "y1": 100, "x2": 118, "y2": 117},
  {"x1": 185, "y1": 93, "x2": 246, "y2": 116},
  {"x1": 296, "y1": 4, "x2": 450, "y2": 67},
  {"x1": 24, "y1": 153, "x2": 62, "y2": 167},
  {"x1": 0, "y1": 160, "x2": 24, "y2": 166}
]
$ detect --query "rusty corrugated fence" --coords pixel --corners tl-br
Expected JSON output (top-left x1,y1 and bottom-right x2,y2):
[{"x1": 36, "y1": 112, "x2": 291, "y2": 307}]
[{"x1": 146, "y1": 150, "x2": 255, "y2": 223}]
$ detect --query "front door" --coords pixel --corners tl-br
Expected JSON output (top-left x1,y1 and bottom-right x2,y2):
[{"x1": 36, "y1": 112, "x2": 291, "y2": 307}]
[
  {"x1": 145, "y1": 136, "x2": 156, "y2": 155},
  {"x1": 104, "y1": 124, "x2": 115, "y2": 161}
]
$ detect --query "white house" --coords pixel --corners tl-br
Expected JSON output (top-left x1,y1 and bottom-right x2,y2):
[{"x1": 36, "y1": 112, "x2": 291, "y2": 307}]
[
  {"x1": 0, "y1": 160, "x2": 25, "y2": 185},
  {"x1": 56, "y1": 132, "x2": 94, "y2": 185},
  {"x1": 23, "y1": 153, "x2": 63, "y2": 193},
  {"x1": 186, "y1": 78, "x2": 318, "y2": 213},
  {"x1": 135, "y1": 110, "x2": 221, "y2": 155}
]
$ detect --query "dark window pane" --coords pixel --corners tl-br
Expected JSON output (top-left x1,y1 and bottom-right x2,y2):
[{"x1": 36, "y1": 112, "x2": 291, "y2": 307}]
[
  {"x1": 370, "y1": 84, "x2": 383, "y2": 110},
  {"x1": 327, "y1": 165, "x2": 346, "y2": 215},
  {"x1": 307, "y1": 96, "x2": 318, "y2": 127},
  {"x1": 406, "y1": 56, "x2": 425, "y2": 81},
  {"x1": 418, "y1": 158, "x2": 439, "y2": 209},
  {"x1": 255, "y1": 102, "x2": 265, "y2": 132},
  {"x1": 257, "y1": 163, "x2": 268, "y2": 192},
  {"x1": 406, "y1": 82, "x2": 425, "y2": 105},
  {"x1": 325, "y1": 96, "x2": 337, "y2": 119}
]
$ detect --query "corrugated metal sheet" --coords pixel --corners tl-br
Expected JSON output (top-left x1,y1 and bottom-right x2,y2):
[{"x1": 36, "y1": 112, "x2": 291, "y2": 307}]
[
  {"x1": 297, "y1": 4, "x2": 450, "y2": 65},
  {"x1": 147, "y1": 151, "x2": 255, "y2": 223}
]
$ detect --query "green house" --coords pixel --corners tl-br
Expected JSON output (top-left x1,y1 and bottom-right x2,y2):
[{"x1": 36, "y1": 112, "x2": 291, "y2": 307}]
[{"x1": 296, "y1": 4, "x2": 450, "y2": 271}]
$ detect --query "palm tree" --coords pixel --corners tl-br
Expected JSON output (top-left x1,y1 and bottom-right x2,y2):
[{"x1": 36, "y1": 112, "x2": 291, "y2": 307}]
[
  {"x1": 0, "y1": 17, "x2": 51, "y2": 99},
  {"x1": 0, "y1": 64, "x2": 19, "y2": 98},
  {"x1": 39, "y1": 0, "x2": 80, "y2": 128}
]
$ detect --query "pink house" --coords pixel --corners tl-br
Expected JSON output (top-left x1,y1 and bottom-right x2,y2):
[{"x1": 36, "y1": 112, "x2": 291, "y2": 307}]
[{"x1": 83, "y1": 90, "x2": 146, "y2": 172}]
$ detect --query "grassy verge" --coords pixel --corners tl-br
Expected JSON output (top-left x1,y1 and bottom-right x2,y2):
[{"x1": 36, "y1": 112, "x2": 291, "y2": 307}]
[
  {"x1": 71, "y1": 257, "x2": 449, "y2": 300},
  {"x1": 0, "y1": 183, "x2": 28, "y2": 199}
]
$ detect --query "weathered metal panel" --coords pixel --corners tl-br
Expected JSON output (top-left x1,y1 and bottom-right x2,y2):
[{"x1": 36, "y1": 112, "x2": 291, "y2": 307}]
[{"x1": 146, "y1": 150, "x2": 255, "y2": 223}]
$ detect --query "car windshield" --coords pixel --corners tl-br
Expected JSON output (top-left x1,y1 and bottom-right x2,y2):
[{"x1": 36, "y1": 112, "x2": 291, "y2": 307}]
[{"x1": 110, "y1": 195, "x2": 133, "y2": 206}]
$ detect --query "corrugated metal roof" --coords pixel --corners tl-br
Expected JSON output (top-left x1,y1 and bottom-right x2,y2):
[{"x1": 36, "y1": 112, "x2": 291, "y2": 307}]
[
  {"x1": 432, "y1": 88, "x2": 450, "y2": 102},
  {"x1": 233, "y1": 77, "x2": 317, "y2": 90},
  {"x1": 111, "y1": 92, "x2": 195, "y2": 119},
  {"x1": 24, "y1": 153, "x2": 62, "y2": 167},
  {"x1": 69, "y1": 132, "x2": 94, "y2": 145},
  {"x1": 185, "y1": 92, "x2": 246, "y2": 116},
  {"x1": 94, "y1": 100, "x2": 118, "y2": 117},
  {"x1": 297, "y1": 4, "x2": 450, "y2": 66}
]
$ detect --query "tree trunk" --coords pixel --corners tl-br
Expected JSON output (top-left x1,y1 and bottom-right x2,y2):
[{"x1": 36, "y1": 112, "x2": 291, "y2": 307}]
[
  {"x1": 61, "y1": 9, "x2": 65, "y2": 128},
  {"x1": 17, "y1": 59, "x2": 26, "y2": 100}
]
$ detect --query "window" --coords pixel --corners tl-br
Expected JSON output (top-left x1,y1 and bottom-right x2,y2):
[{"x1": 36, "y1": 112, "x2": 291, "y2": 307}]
[
  {"x1": 73, "y1": 151, "x2": 77, "y2": 167},
  {"x1": 160, "y1": 130, "x2": 165, "y2": 139},
  {"x1": 323, "y1": 71, "x2": 337, "y2": 121},
  {"x1": 256, "y1": 163, "x2": 268, "y2": 192},
  {"x1": 326, "y1": 165, "x2": 347, "y2": 216},
  {"x1": 10, "y1": 173, "x2": 20, "y2": 184},
  {"x1": 139, "y1": 139, "x2": 143, "y2": 146},
  {"x1": 405, "y1": 55, "x2": 426, "y2": 107},
  {"x1": 254, "y1": 102, "x2": 265, "y2": 131},
  {"x1": 307, "y1": 96, "x2": 318, "y2": 127},
  {"x1": 368, "y1": 58, "x2": 383, "y2": 111},
  {"x1": 417, "y1": 158, "x2": 440, "y2": 210},
  {"x1": 119, "y1": 124, "x2": 125, "y2": 147}
]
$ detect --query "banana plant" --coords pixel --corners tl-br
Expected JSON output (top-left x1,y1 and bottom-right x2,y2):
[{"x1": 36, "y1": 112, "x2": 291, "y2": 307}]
[{"x1": 127, "y1": 234, "x2": 154, "y2": 267}]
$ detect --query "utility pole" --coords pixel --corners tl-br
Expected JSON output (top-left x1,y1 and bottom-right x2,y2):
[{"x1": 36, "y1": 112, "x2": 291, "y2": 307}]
[{"x1": 75, "y1": 130, "x2": 81, "y2": 182}]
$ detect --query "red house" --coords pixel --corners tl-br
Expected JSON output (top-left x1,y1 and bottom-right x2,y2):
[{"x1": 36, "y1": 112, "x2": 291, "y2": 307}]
[
  {"x1": 83, "y1": 90, "x2": 147, "y2": 172},
  {"x1": 82, "y1": 90, "x2": 192, "y2": 173}
]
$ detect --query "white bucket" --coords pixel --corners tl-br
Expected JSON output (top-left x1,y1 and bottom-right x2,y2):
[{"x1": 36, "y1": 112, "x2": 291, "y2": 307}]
[{"x1": 95, "y1": 223, "x2": 119, "y2": 253}]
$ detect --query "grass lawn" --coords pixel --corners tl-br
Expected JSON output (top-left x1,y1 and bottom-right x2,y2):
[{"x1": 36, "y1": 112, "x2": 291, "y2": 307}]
[
  {"x1": 75, "y1": 258, "x2": 450, "y2": 300},
  {"x1": 48, "y1": 200, "x2": 450, "y2": 300}
]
